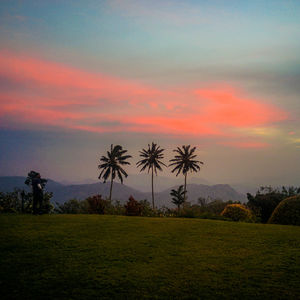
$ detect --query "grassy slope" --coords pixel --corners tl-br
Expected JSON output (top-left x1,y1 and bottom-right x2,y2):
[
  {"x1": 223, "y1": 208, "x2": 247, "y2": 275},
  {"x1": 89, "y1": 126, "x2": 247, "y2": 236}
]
[{"x1": 0, "y1": 215, "x2": 300, "y2": 300}]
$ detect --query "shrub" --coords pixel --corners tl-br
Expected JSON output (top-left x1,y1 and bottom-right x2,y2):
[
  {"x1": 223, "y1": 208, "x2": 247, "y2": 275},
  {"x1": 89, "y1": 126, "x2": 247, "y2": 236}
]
[
  {"x1": 106, "y1": 200, "x2": 125, "y2": 215},
  {"x1": 124, "y1": 196, "x2": 142, "y2": 216},
  {"x1": 55, "y1": 198, "x2": 88, "y2": 214},
  {"x1": 86, "y1": 195, "x2": 110, "y2": 214},
  {"x1": 221, "y1": 204, "x2": 253, "y2": 222},
  {"x1": 205, "y1": 200, "x2": 229, "y2": 215},
  {"x1": 0, "y1": 189, "x2": 53, "y2": 214},
  {"x1": 139, "y1": 200, "x2": 157, "y2": 217},
  {"x1": 0, "y1": 191, "x2": 19, "y2": 213},
  {"x1": 178, "y1": 203, "x2": 202, "y2": 218},
  {"x1": 247, "y1": 186, "x2": 300, "y2": 223},
  {"x1": 268, "y1": 195, "x2": 300, "y2": 226}
]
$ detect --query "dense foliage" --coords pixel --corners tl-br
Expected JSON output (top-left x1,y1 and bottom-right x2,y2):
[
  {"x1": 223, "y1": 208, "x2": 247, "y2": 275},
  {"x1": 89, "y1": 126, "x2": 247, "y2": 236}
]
[
  {"x1": 268, "y1": 195, "x2": 300, "y2": 226},
  {"x1": 247, "y1": 186, "x2": 300, "y2": 223},
  {"x1": 85, "y1": 195, "x2": 110, "y2": 214},
  {"x1": 55, "y1": 198, "x2": 89, "y2": 214},
  {"x1": 170, "y1": 185, "x2": 185, "y2": 210},
  {"x1": 124, "y1": 196, "x2": 143, "y2": 216},
  {"x1": 0, "y1": 190, "x2": 53, "y2": 214},
  {"x1": 221, "y1": 204, "x2": 253, "y2": 222}
]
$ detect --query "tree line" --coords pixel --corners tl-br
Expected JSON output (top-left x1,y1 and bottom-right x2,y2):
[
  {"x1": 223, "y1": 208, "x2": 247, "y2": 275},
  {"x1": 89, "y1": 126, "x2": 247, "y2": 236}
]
[{"x1": 98, "y1": 143, "x2": 204, "y2": 209}]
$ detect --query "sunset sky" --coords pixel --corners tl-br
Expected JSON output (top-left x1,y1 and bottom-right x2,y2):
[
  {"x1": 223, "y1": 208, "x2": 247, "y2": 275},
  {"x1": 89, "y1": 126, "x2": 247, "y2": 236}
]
[{"x1": 1, "y1": 0, "x2": 300, "y2": 189}]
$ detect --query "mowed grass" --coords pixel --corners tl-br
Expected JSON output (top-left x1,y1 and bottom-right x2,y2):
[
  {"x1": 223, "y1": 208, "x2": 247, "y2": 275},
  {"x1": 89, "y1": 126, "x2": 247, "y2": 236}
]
[{"x1": 1, "y1": 215, "x2": 300, "y2": 300}]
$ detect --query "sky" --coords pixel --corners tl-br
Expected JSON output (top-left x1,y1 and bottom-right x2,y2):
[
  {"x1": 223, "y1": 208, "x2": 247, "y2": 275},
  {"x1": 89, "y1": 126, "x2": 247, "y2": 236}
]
[{"x1": 0, "y1": 0, "x2": 300, "y2": 189}]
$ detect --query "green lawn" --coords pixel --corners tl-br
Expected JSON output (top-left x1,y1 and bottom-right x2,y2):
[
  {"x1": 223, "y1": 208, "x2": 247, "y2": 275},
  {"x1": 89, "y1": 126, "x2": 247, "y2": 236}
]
[{"x1": 1, "y1": 215, "x2": 300, "y2": 299}]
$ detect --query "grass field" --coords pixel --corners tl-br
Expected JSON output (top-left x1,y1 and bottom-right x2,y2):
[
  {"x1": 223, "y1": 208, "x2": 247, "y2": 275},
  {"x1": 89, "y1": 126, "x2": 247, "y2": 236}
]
[{"x1": 1, "y1": 215, "x2": 300, "y2": 299}]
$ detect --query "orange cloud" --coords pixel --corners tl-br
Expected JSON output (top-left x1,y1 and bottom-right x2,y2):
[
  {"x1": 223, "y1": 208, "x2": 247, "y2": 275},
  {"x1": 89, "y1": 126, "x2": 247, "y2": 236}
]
[{"x1": 0, "y1": 51, "x2": 288, "y2": 147}]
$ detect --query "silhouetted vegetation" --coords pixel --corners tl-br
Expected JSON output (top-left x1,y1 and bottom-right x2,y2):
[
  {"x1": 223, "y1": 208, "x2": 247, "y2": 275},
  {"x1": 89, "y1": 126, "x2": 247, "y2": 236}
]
[
  {"x1": 170, "y1": 185, "x2": 185, "y2": 210},
  {"x1": 55, "y1": 198, "x2": 88, "y2": 214},
  {"x1": 98, "y1": 144, "x2": 132, "y2": 201},
  {"x1": 247, "y1": 186, "x2": 300, "y2": 223},
  {"x1": 0, "y1": 189, "x2": 53, "y2": 214},
  {"x1": 169, "y1": 145, "x2": 203, "y2": 202},
  {"x1": 124, "y1": 196, "x2": 143, "y2": 216},
  {"x1": 137, "y1": 142, "x2": 166, "y2": 209},
  {"x1": 268, "y1": 195, "x2": 300, "y2": 225}
]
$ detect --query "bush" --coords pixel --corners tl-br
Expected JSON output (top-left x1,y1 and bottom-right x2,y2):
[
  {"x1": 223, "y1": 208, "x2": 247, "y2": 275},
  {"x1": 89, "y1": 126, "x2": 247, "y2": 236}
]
[
  {"x1": 86, "y1": 195, "x2": 110, "y2": 214},
  {"x1": 247, "y1": 186, "x2": 300, "y2": 223},
  {"x1": 124, "y1": 196, "x2": 142, "y2": 216},
  {"x1": 178, "y1": 203, "x2": 202, "y2": 218},
  {"x1": 0, "y1": 191, "x2": 20, "y2": 213},
  {"x1": 106, "y1": 200, "x2": 125, "y2": 215},
  {"x1": 221, "y1": 204, "x2": 253, "y2": 222},
  {"x1": 55, "y1": 198, "x2": 88, "y2": 214},
  {"x1": 0, "y1": 189, "x2": 54, "y2": 214},
  {"x1": 205, "y1": 200, "x2": 229, "y2": 215},
  {"x1": 268, "y1": 195, "x2": 300, "y2": 226},
  {"x1": 139, "y1": 200, "x2": 157, "y2": 217}
]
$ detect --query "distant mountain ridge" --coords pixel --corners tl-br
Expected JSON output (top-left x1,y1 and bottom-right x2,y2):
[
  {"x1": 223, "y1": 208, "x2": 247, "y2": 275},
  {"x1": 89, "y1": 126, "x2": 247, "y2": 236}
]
[{"x1": 0, "y1": 176, "x2": 247, "y2": 207}]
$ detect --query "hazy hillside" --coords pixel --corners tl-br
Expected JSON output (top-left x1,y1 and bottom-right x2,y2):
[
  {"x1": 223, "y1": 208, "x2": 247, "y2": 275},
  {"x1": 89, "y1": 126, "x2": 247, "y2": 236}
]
[
  {"x1": 124, "y1": 174, "x2": 211, "y2": 193},
  {"x1": 0, "y1": 176, "x2": 63, "y2": 192},
  {"x1": 0, "y1": 176, "x2": 246, "y2": 207},
  {"x1": 50, "y1": 182, "x2": 147, "y2": 205},
  {"x1": 148, "y1": 183, "x2": 247, "y2": 207}
]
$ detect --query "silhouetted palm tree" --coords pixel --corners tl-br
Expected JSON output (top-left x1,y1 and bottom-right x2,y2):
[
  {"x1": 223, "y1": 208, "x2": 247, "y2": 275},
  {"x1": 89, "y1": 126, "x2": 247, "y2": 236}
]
[
  {"x1": 169, "y1": 145, "x2": 203, "y2": 202},
  {"x1": 137, "y1": 142, "x2": 166, "y2": 209},
  {"x1": 98, "y1": 144, "x2": 132, "y2": 202},
  {"x1": 170, "y1": 185, "x2": 185, "y2": 210}
]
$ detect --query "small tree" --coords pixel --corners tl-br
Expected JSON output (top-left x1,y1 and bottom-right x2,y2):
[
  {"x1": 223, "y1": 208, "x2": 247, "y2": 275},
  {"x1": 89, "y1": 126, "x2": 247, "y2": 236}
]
[
  {"x1": 86, "y1": 195, "x2": 110, "y2": 214},
  {"x1": 170, "y1": 185, "x2": 185, "y2": 210},
  {"x1": 124, "y1": 196, "x2": 142, "y2": 216}
]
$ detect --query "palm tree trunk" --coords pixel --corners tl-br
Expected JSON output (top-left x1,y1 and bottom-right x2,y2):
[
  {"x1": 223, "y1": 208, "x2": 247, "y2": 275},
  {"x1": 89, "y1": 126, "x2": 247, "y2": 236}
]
[
  {"x1": 151, "y1": 165, "x2": 155, "y2": 209},
  {"x1": 184, "y1": 173, "x2": 187, "y2": 202},
  {"x1": 109, "y1": 174, "x2": 113, "y2": 202}
]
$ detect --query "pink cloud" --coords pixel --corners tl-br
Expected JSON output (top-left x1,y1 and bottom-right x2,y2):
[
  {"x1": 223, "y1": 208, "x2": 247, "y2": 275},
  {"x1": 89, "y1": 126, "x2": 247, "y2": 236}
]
[{"x1": 0, "y1": 51, "x2": 288, "y2": 147}]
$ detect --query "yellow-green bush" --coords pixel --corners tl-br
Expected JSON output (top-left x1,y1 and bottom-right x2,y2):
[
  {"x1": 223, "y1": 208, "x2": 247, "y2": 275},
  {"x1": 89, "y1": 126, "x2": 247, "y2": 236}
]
[
  {"x1": 221, "y1": 204, "x2": 253, "y2": 222},
  {"x1": 268, "y1": 195, "x2": 300, "y2": 226}
]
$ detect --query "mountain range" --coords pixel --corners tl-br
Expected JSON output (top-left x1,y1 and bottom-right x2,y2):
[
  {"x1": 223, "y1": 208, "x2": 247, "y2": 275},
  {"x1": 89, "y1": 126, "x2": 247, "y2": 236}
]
[{"x1": 0, "y1": 176, "x2": 247, "y2": 207}]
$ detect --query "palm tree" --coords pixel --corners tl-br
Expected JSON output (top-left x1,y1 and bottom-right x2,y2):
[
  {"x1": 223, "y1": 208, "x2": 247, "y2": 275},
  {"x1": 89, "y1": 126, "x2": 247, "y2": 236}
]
[
  {"x1": 169, "y1": 145, "x2": 204, "y2": 202},
  {"x1": 170, "y1": 185, "x2": 185, "y2": 210},
  {"x1": 98, "y1": 144, "x2": 132, "y2": 202},
  {"x1": 136, "y1": 142, "x2": 166, "y2": 209}
]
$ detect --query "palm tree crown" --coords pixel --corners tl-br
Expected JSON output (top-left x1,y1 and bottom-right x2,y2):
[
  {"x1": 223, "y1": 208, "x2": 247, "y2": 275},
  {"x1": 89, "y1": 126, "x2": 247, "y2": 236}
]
[
  {"x1": 169, "y1": 145, "x2": 204, "y2": 201},
  {"x1": 137, "y1": 142, "x2": 166, "y2": 209},
  {"x1": 98, "y1": 144, "x2": 131, "y2": 201},
  {"x1": 137, "y1": 142, "x2": 166, "y2": 175}
]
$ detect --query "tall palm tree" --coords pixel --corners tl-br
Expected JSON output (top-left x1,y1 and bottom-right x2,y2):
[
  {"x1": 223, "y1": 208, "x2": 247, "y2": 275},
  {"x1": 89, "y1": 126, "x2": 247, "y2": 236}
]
[
  {"x1": 137, "y1": 142, "x2": 166, "y2": 209},
  {"x1": 98, "y1": 144, "x2": 132, "y2": 202},
  {"x1": 169, "y1": 145, "x2": 204, "y2": 202}
]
